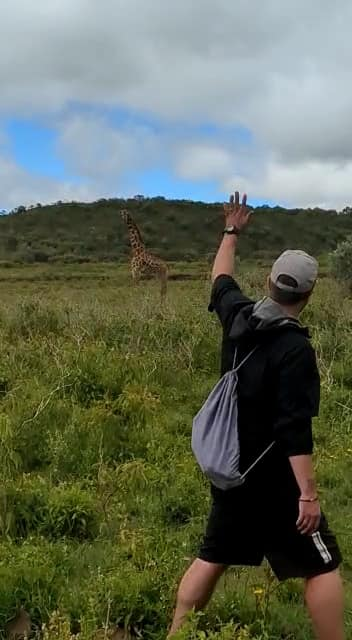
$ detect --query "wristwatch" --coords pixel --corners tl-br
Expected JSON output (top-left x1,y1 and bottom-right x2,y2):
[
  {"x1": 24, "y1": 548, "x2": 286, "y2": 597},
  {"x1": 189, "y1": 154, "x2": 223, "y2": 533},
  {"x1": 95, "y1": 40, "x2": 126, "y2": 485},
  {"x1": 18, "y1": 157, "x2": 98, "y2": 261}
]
[{"x1": 223, "y1": 225, "x2": 240, "y2": 235}]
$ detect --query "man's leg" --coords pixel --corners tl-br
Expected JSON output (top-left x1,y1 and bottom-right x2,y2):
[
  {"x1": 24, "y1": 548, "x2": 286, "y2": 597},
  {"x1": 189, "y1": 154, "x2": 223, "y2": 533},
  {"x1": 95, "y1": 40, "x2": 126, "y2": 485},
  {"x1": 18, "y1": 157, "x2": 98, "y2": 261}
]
[
  {"x1": 305, "y1": 569, "x2": 344, "y2": 640},
  {"x1": 168, "y1": 559, "x2": 226, "y2": 637}
]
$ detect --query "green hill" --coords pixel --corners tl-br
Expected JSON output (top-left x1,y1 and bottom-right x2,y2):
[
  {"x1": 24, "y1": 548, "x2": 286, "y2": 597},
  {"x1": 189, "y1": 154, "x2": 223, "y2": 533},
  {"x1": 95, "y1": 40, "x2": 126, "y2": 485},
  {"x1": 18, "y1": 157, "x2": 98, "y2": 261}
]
[{"x1": 0, "y1": 197, "x2": 351, "y2": 264}]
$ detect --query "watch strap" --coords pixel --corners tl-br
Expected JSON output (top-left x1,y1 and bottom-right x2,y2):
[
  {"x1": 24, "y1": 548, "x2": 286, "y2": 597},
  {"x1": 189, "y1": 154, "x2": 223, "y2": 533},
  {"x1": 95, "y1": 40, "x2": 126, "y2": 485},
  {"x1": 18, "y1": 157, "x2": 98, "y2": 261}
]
[{"x1": 223, "y1": 225, "x2": 240, "y2": 235}]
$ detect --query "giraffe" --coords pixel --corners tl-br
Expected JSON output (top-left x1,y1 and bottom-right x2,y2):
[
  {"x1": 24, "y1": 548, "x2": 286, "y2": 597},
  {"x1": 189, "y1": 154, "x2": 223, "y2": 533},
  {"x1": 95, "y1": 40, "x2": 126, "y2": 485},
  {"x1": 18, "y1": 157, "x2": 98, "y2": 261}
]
[{"x1": 120, "y1": 209, "x2": 168, "y2": 299}]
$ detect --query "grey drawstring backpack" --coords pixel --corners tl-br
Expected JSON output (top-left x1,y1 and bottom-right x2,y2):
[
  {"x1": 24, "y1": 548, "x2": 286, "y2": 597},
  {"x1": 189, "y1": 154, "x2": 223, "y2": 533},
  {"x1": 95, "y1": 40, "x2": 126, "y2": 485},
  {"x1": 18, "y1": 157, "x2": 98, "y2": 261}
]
[{"x1": 191, "y1": 346, "x2": 275, "y2": 490}]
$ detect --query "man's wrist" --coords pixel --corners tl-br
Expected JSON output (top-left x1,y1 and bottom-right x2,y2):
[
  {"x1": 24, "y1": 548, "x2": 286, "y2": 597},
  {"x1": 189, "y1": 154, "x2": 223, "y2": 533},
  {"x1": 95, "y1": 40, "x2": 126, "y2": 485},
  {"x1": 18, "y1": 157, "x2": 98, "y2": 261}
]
[
  {"x1": 221, "y1": 233, "x2": 238, "y2": 245},
  {"x1": 223, "y1": 224, "x2": 240, "y2": 236}
]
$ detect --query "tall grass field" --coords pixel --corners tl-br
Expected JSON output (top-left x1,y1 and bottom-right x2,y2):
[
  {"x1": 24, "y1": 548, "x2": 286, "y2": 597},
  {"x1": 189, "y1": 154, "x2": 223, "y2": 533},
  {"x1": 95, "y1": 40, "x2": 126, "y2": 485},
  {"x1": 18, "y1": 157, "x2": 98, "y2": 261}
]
[{"x1": 0, "y1": 262, "x2": 351, "y2": 639}]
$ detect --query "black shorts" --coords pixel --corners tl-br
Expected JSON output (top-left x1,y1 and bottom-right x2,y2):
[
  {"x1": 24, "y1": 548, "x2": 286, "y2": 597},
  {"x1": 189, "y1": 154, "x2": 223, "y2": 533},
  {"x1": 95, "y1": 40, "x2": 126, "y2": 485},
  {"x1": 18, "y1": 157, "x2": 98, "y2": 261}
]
[{"x1": 198, "y1": 488, "x2": 342, "y2": 581}]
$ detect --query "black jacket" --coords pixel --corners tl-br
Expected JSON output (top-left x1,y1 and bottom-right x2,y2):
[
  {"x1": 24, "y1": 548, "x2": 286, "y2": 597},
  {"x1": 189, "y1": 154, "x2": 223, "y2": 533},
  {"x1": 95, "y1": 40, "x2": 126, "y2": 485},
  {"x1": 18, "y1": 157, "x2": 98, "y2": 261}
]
[{"x1": 209, "y1": 275, "x2": 320, "y2": 492}]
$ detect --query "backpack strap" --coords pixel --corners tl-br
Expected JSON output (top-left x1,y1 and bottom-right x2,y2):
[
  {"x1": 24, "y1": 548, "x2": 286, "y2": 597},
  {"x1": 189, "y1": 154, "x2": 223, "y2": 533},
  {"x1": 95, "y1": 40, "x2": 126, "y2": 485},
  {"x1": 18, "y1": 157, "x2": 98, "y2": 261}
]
[
  {"x1": 232, "y1": 345, "x2": 259, "y2": 372},
  {"x1": 231, "y1": 343, "x2": 275, "y2": 478},
  {"x1": 241, "y1": 441, "x2": 275, "y2": 479}
]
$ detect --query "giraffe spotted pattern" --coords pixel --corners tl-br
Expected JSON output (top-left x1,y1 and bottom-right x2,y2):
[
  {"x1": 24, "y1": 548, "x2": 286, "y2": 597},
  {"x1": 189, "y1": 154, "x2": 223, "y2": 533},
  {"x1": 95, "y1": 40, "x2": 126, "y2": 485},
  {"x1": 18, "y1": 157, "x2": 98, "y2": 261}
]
[{"x1": 120, "y1": 209, "x2": 168, "y2": 299}]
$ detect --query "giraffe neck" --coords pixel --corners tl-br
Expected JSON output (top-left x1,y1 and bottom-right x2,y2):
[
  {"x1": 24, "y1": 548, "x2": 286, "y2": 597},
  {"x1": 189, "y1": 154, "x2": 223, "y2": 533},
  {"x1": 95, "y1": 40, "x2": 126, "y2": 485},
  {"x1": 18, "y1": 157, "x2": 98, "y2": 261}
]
[{"x1": 124, "y1": 213, "x2": 145, "y2": 254}]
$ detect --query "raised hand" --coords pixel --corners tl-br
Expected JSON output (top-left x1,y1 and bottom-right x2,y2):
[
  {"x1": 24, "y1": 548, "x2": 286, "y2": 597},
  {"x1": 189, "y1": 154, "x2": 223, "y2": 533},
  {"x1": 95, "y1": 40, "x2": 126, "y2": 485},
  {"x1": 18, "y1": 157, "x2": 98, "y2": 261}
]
[{"x1": 223, "y1": 191, "x2": 252, "y2": 232}]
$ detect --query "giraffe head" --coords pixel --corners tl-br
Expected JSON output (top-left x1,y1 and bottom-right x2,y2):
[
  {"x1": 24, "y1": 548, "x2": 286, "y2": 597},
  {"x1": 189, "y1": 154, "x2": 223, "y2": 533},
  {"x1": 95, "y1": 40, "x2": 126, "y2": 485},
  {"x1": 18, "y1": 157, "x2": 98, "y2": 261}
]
[{"x1": 120, "y1": 209, "x2": 129, "y2": 223}]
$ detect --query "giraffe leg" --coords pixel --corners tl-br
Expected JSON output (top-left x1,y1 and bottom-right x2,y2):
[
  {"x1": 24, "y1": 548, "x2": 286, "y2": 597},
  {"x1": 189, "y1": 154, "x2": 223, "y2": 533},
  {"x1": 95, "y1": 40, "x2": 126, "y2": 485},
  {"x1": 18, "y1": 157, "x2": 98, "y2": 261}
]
[
  {"x1": 160, "y1": 267, "x2": 168, "y2": 300},
  {"x1": 131, "y1": 258, "x2": 141, "y2": 285}
]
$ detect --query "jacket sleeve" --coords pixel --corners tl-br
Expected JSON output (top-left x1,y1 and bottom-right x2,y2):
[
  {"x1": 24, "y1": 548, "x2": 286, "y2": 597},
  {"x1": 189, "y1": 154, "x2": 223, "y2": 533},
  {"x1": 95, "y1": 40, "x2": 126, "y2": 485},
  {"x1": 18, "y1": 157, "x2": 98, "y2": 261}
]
[
  {"x1": 208, "y1": 275, "x2": 253, "y2": 334},
  {"x1": 272, "y1": 343, "x2": 320, "y2": 457}
]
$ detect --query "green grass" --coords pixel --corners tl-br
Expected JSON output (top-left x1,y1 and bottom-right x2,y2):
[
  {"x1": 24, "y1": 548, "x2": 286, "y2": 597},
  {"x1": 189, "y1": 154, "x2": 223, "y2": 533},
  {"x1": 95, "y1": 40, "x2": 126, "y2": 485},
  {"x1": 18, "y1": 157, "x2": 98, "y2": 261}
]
[{"x1": 0, "y1": 262, "x2": 351, "y2": 639}]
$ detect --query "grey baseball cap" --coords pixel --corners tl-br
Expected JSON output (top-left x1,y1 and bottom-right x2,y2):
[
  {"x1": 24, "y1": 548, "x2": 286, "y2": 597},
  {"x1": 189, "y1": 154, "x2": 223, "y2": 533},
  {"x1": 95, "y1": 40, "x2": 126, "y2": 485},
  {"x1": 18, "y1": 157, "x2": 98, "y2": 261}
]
[{"x1": 270, "y1": 250, "x2": 318, "y2": 294}]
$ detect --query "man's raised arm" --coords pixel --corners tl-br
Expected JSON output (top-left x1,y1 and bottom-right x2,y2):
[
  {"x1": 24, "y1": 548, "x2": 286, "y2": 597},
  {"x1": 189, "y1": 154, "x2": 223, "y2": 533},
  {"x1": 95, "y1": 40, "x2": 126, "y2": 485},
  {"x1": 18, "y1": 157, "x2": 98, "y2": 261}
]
[{"x1": 212, "y1": 191, "x2": 251, "y2": 282}]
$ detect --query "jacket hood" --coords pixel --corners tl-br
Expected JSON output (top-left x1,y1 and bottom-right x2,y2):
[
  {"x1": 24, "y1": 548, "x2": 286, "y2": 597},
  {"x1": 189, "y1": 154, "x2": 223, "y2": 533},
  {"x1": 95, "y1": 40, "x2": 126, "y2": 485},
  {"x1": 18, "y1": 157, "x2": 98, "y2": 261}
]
[{"x1": 229, "y1": 296, "x2": 309, "y2": 342}]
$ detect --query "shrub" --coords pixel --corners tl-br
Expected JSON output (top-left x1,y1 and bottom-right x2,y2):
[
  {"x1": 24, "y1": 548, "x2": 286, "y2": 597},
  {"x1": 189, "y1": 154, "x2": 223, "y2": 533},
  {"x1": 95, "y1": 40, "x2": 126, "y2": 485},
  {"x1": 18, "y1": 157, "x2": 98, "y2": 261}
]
[
  {"x1": 0, "y1": 480, "x2": 101, "y2": 541},
  {"x1": 43, "y1": 485, "x2": 101, "y2": 540},
  {"x1": 330, "y1": 235, "x2": 352, "y2": 286},
  {"x1": 0, "y1": 478, "x2": 48, "y2": 539},
  {"x1": 0, "y1": 541, "x2": 67, "y2": 628},
  {"x1": 7, "y1": 301, "x2": 63, "y2": 339}
]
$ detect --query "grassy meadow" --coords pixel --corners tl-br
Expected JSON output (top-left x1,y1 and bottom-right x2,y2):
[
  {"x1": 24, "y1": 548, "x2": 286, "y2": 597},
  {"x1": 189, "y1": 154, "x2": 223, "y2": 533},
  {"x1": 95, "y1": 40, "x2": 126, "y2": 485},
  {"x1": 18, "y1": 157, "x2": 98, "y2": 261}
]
[{"x1": 0, "y1": 261, "x2": 351, "y2": 639}]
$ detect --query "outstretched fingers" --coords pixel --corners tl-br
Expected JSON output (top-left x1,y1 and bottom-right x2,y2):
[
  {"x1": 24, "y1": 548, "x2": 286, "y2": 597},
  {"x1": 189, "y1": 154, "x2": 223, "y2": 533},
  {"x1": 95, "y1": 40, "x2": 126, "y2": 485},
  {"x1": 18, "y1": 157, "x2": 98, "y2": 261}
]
[
  {"x1": 228, "y1": 191, "x2": 247, "y2": 209},
  {"x1": 224, "y1": 191, "x2": 251, "y2": 226}
]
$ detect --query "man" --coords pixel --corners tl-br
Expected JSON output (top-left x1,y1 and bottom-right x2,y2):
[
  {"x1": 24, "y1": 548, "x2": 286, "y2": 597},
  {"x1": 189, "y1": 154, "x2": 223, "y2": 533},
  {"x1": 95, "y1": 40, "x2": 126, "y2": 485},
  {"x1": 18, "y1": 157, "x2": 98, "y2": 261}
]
[{"x1": 168, "y1": 192, "x2": 344, "y2": 640}]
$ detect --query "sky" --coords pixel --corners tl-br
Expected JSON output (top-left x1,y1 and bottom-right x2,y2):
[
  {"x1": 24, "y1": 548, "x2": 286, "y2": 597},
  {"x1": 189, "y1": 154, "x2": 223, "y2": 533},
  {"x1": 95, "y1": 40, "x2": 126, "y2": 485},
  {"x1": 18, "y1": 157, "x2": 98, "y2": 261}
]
[{"x1": 1, "y1": 0, "x2": 352, "y2": 212}]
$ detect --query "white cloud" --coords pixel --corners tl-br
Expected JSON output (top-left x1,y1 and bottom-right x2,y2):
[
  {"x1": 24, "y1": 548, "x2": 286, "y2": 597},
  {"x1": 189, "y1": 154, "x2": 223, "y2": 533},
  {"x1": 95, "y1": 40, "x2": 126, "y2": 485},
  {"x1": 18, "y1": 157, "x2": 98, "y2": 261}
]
[
  {"x1": 2, "y1": 117, "x2": 352, "y2": 211},
  {"x1": 56, "y1": 114, "x2": 164, "y2": 182},
  {"x1": 250, "y1": 159, "x2": 352, "y2": 210},
  {"x1": 178, "y1": 142, "x2": 352, "y2": 210},
  {"x1": 1, "y1": 0, "x2": 352, "y2": 208},
  {"x1": 0, "y1": 115, "x2": 167, "y2": 209},
  {"x1": 0, "y1": 155, "x2": 100, "y2": 210},
  {"x1": 175, "y1": 144, "x2": 235, "y2": 181},
  {"x1": 223, "y1": 157, "x2": 352, "y2": 210}
]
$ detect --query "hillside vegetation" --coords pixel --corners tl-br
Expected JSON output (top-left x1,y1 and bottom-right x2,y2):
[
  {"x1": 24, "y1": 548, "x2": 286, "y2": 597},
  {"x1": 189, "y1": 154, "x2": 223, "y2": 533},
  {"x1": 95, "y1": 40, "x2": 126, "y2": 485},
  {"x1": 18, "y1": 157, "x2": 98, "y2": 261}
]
[{"x1": 0, "y1": 198, "x2": 352, "y2": 264}]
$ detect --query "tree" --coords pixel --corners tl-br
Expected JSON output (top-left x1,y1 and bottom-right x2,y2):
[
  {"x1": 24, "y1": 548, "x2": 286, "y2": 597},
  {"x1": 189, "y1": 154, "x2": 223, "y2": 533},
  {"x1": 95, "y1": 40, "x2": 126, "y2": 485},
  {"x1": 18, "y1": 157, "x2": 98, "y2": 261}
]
[{"x1": 330, "y1": 236, "x2": 352, "y2": 287}]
